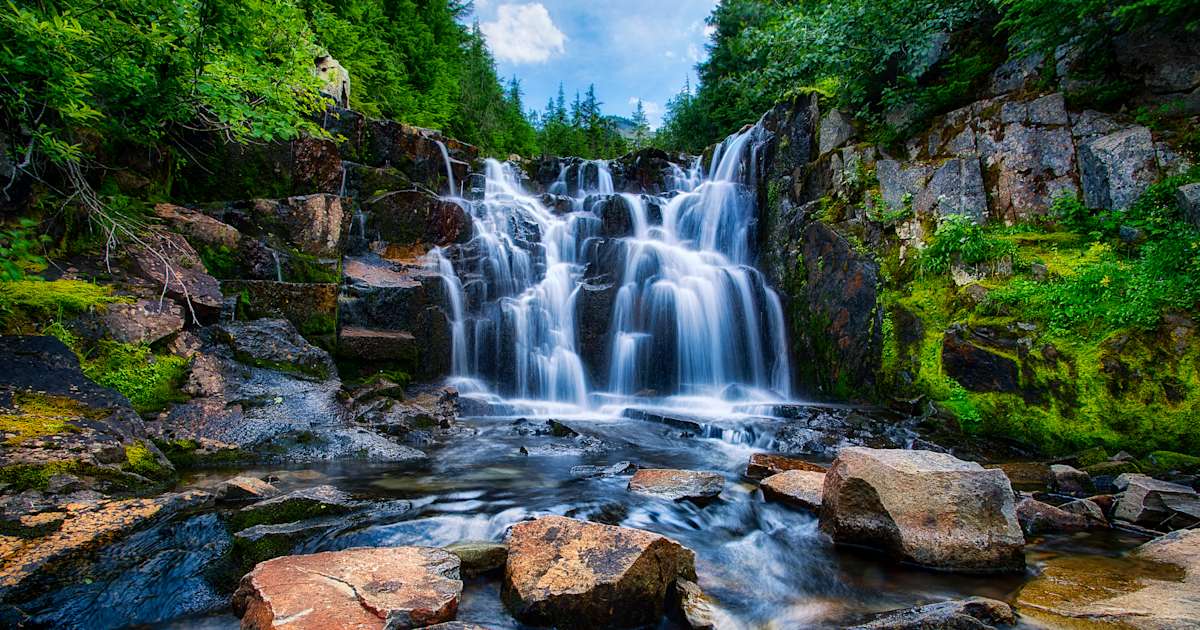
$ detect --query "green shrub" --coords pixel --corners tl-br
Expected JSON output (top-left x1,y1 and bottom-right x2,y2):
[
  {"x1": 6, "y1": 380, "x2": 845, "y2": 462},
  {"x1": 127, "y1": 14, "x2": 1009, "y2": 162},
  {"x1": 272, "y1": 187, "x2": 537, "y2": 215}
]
[{"x1": 920, "y1": 215, "x2": 1017, "y2": 276}]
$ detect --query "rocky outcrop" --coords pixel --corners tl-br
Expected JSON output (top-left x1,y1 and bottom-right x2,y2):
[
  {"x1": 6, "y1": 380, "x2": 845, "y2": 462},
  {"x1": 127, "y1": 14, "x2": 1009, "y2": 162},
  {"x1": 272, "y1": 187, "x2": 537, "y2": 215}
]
[
  {"x1": 233, "y1": 546, "x2": 463, "y2": 630},
  {"x1": 849, "y1": 597, "x2": 1016, "y2": 630},
  {"x1": 1017, "y1": 529, "x2": 1200, "y2": 628},
  {"x1": 364, "y1": 190, "x2": 472, "y2": 249},
  {"x1": 628, "y1": 469, "x2": 724, "y2": 503},
  {"x1": 760, "y1": 470, "x2": 824, "y2": 511},
  {"x1": 820, "y1": 448, "x2": 1025, "y2": 571},
  {"x1": 0, "y1": 335, "x2": 174, "y2": 495},
  {"x1": 502, "y1": 516, "x2": 697, "y2": 629}
]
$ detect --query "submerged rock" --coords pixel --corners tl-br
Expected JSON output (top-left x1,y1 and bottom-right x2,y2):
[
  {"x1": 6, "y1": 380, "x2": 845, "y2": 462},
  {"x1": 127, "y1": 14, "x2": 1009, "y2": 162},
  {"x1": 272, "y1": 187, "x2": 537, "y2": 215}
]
[
  {"x1": 820, "y1": 447, "x2": 1025, "y2": 572},
  {"x1": 444, "y1": 540, "x2": 507, "y2": 578},
  {"x1": 745, "y1": 453, "x2": 826, "y2": 480},
  {"x1": 570, "y1": 461, "x2": 637, "y2": 479},
  {"x1": 1017, "y1": 529, "x2": 1200, "y2": 628},
  {"x1": 233, "y1": 546, "x2": 462, "y2": 630},
  {"x1": 502, "y1": 515, "x2": 696, "y2": 629},
  {"x1": 760, "y1": 470, "x2": 825, "y2": 511},
  {"x1": 628, "y1": 469, "x2": 724, "y2": 503},
  {"x1": 849, "y1": 596, "x2": 1016, "y2": 629},
  {"x1": 668, "y1": 578, "x2": 717, "y2": 630}
]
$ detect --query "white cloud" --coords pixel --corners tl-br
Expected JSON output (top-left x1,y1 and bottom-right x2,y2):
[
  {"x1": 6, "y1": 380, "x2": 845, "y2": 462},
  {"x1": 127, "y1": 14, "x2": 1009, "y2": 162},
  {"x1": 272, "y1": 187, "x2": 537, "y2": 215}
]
[
  {"x1": 687, "y1": 43, "x2": 703, "y2": 62},
  {"x1": 480, "y1": 3, "x2": 567, "y2": 64},
  {"x1": 628, "y1": 97, "x2": 665, "y2": 120}
]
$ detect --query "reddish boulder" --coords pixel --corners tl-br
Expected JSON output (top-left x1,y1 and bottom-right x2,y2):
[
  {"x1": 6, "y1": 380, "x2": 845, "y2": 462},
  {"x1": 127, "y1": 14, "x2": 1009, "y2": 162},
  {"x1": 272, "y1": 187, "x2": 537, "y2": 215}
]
[
  {"x1": 746, "y1": 453, "x2": 826, "y2": 480},
  {"x1": 628, "y1": 469, "x2": 724, "y2": 502},
  {"x1": 761, "y1": 470, "x2": 825, "y2": 511},
  {"x1": 233, "y1": 546, "x2": 462, "y2": 630}
]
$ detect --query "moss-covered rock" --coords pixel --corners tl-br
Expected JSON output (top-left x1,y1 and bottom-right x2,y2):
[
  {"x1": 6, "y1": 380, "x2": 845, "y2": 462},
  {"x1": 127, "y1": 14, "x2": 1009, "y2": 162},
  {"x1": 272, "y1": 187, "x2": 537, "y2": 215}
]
[{"x1": 227, "y1": 485, "x2": 356, "y2": 532}]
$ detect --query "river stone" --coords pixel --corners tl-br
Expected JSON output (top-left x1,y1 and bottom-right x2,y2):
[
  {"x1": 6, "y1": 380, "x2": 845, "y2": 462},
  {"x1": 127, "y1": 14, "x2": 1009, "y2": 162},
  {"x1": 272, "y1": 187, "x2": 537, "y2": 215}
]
[
  {"x1": 1016, "y1": 497, "x2": 1095, "y2": 536},
  {"x1": 233, "y1": 546, "x2": 462, "y2": 630},
  {"x1": 445, "y1": 541, "x2": 507, "y2": 578},
  {"x1": 760, "y1": 470, "x2": 825, "y2": 511},
  {"x1": 668, "y1": 578, "x2": 716, "y2": 630},
  {"x1": 230, "y1": 485, "x2": 356, "y2": 531},
  {"x1": 1049, "y1": 464, "x2": 1093, "y2": 496},
  {"x1": 1113, "y1": 474, "x2": 1200, "y2": 528},
  {"x1": 570, "y1": 461, "x2": 637, "y2": 479},
  {"x1": 1060, "y1": 498, "x2": 1109, "y2": 525},
  {"x1": 819, "y1": 447, "x2": 1025, "y2": 572},
  {"x1": 628, "y1": 469, "x2": 724, "y2": 503},
  {"x1": 215, "y1": 476, "x2": 279, "y2": 503},
  {"x1": 502, "y1": 515, "x2": 697, "y2": 629},
  {"x1": 1016, "y1": 529, "x2": 1200, "y2": 628},
  {"x1": 849, "y1": 596, "x2": 1016, "y2": 629},
  {"x1": 987, "y1": 462, "x2": 1052, "y2": 491},
  {"x1": 746, "y1": 453, "x2": 826, "y2": 480}
]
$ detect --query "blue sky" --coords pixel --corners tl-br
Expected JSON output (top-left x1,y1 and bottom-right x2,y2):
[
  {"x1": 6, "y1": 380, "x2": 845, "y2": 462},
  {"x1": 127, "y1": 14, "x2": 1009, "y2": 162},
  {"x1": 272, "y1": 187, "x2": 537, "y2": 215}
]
[{"x1": 472, "y1": 1, "x2": 719, "y2": 128}]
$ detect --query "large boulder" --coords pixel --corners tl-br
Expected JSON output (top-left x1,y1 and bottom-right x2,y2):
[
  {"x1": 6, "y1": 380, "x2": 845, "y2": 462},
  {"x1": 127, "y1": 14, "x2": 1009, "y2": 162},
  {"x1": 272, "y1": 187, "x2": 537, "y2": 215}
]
[
  {"x1": 502, "y1": 516, "x2": 696, "y2": 629},
  {"x1": 1113, "y1": 474, "x2": 1200, "y2": 529},
  {"x1": 1079, "y1": 126, "x2": 1161, "y2": 211},
  {"x1": 820, "y1": 448, "x2": 1025, "y2": 572},
  {"x1": 233, "y1": 546, "x2": 462, "y2": 630},
  {"x1": 628, "y1": 469, "x2": 724, "y2": 503},
  {"x1": 1017, "y1": 529, "x2": 1200, "y2": 628}
]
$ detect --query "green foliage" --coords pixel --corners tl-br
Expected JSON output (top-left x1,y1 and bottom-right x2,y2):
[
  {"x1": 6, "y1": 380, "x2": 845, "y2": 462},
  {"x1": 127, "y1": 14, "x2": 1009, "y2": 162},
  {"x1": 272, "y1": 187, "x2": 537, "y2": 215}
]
[
  {"x1": 998, "y1": 0, "x2": 1200, "y2": 54},
  {"x1": 0, "y1": 219, "x2": 51, "y2": 280},
  {"x1": 82, "y1": 341, "x2": 189, "y2": 413},
  {"x1": 533, "y1": 83, "x2": 630, "y2": 159},
  {"x1": 920, "y1": 215, "x2": 1017, "y2": 276}
]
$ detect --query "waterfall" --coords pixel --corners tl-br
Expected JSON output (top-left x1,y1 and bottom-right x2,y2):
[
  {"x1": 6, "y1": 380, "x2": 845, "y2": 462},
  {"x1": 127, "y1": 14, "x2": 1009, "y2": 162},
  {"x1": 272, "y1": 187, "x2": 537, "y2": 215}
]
[
  {"x1": 435, "y1": 140, "x2": 458, "y2": 198},
  {"x1": 429, "y1": 124, "x2": 790, "y2": 406}
]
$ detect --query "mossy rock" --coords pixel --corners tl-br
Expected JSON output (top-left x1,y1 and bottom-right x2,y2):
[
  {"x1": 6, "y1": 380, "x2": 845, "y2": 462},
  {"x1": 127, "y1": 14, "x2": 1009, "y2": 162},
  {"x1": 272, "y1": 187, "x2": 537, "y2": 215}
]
[
  {"x1": 231, "y1": 519, "x2": 337, "y2": 571},
  {"x1": 227, "y1": 485, "x2": 356, "y2": 532},
  {"x1": 1083, "y1": 460, "x2": 1141, "y2": 477},
  {"x1": 1074, "y1": 447, "x2": 1111, "y2": 468},
  {"x1": 1144, "y1": 451, "x2": 1200, "y2": 475}
]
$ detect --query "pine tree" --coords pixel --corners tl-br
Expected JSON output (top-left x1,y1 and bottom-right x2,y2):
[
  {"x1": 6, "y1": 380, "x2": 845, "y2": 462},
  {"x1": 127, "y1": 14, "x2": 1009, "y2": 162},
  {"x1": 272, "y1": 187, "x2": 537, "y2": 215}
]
[{"x1": 631, "y1": 100, "x2": 650, "y2": 150}]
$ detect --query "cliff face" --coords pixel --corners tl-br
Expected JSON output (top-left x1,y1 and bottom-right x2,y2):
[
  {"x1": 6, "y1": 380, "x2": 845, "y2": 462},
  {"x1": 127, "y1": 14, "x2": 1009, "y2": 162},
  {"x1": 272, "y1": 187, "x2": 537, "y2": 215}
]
[{"x1": 753, "y1": 46, "x2": 1200, "y2": 455}]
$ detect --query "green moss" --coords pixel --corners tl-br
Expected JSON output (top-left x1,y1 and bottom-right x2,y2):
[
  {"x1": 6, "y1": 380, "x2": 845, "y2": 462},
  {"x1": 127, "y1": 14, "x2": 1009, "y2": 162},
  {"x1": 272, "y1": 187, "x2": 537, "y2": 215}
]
[
  {"x1": 228, "y1": 498, "x2": 350, "y2": 532},
  {"x1": 83, "y1": 341, "x2": 190, "y2": 413},
  {"x1": 0, "y1": 392, "x2": 105, "y2": 444},
  {"x1": 197, "y1": 244, "x2": 239, "y2": 280},
  {"x1": 153, "y1": 438, "x2": 249, "y2": 469},
  {"x1": 231, "y1": 531, "x2": 298, "y2": 572},
  {"x1": 0, "y1": 279, "x2": 128, "y2": 331},
  {"x1": 123, "y1": 441, "x2": 172, "y2": 479},
  {"x1": 0, "y1": 462, "x2": 74, "y2": 492},
  {"x1": 298, "y1": 312, "x2": 337, "y2": 337},
  {"x1": 283, "y1": 249, "x2": 340, "y2": 284}
]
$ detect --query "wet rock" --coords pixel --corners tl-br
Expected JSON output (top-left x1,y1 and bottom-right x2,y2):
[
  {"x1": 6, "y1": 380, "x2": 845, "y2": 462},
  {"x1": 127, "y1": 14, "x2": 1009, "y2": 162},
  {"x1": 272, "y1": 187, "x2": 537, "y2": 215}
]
[
  {"x1": 221, "y1": 194, "x2": 351, "y2": 258},
  {"x1": 1049, "y1": 464, "x2": 1093, "y2": 497},
  {"x1": 760, "y1": 470, "x2": 824, "y2": 511},
  {"x1": 668, "y1": 578, "x2": 717, "y2": 630},
  {"x1": 502, "y1": 515, "x2": 696, "y2": 629},
  {"x1": 445, "y1": 541, "x2": 507, "y2": 578},
  {"x1": 215, "y1": 476, "x2": 279, "y2": 503},
  {"x1": 1113, "y1": 473, "x2": 1200, "y2": 529},
  {"x1": 818, "y1": 109, "x2": 854, "y2": 155},
  {"x1": 1060, "y1": 498, "x2": 1109, "y2": 526},
  {"x1": 1079, "y1": 126, "x2": 1160, "y2": 211},
  {"x1": 628, "y1": 469, "x2": 724, "y2": 503},
  {"x1": 232, "y1": 518, "x2": 339, "y2": 571},
  {"x1": 1017, "y1": 529, "x2": 1200, "y2": 628},
  {"x1": 130, "y1": 231, "x2": 223, "y2": 321},
  {"x1": 1017, "y1": 497, "x2": 1095, "y2": 536},
  {"x1": 849, "y1": 596, "x2": 1016, "y2": 629},
  {"x1": 0, "y1": 490, "x2": 212, "y2": 603},
  {"x1": 230, "y1": 485, "x2": 356, "y2": 531},
  {"x1": 215, "y1": 318, "x2": 336, "y2": 381},
  {"x1": 364, "y1": 189, "x2": 471, "y2": 247},
  {"x1": 746, "y1": 453, "x2": 826, "y2": 480},
  {"x1": 570, "y1": 461, "x2": 637, "y2": 479},
  {"x1": 99, "y1": 298, "x2": 185, "y2": 345},
  {"x1": 233, "y1": 546, "x2": 462, "y2": 630},
  {"x1": 820, "y1": 448, "x2": 1025, "y2": 572}
]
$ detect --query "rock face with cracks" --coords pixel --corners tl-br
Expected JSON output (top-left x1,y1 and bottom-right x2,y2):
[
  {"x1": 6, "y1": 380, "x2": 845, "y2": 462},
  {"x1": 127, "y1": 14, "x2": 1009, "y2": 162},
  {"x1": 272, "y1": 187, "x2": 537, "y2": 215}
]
[
  {"x1": 232, "y1": 546, "x2": 463, "y2": 630},
  {"x1": 502, "y1": 515, "x2": 697, "y2": 629},
  {"x1": 819, "y1": 447, "x2": 1025, "y2": 572}
]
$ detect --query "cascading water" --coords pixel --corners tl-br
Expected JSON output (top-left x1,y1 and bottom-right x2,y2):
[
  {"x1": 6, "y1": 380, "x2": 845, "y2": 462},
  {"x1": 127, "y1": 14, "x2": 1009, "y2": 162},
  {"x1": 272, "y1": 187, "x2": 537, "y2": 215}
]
[{"x1": 433, "y1": 124, "x2": 791, "y2": 407}]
